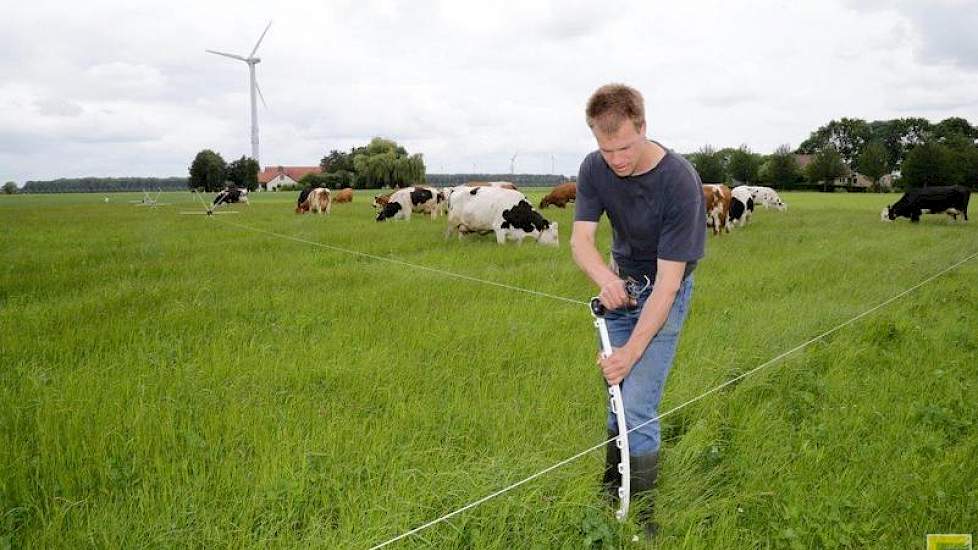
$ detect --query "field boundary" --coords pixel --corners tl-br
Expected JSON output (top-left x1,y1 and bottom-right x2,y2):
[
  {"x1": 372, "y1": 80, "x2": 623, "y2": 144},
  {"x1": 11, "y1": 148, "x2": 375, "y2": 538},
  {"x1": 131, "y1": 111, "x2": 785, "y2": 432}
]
[{"x1": 367, "y1": 248, "x2": 978, "y2": 549}]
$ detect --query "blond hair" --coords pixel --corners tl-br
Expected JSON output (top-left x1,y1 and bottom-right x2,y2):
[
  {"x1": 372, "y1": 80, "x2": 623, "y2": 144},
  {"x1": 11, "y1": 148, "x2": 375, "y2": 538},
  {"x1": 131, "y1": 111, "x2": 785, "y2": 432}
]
[{"x1": 586, "y1": 83, "x2": 645, "y2": 134}]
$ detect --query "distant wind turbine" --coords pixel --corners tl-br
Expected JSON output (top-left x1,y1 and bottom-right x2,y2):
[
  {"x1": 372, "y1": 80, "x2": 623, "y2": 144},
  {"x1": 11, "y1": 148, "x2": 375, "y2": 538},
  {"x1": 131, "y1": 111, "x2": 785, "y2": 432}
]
[
  {"x1": 206, "y1": 20, "x2": 272, "y2": 167},
  {"x1": 510, "y1": 152, "x2": 519, "y2": 175}
]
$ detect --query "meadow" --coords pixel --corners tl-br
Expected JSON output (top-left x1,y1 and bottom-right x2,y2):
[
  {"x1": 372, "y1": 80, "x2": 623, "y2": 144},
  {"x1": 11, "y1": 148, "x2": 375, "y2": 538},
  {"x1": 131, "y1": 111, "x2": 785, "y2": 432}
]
[{"x1": 1, "y1": 189, "x2": 976, "y2": 549}]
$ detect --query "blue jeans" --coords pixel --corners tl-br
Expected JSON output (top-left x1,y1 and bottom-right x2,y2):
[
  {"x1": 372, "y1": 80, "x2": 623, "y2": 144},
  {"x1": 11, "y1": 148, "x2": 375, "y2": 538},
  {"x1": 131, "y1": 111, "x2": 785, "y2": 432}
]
[{"x1": 604, "y1": 275, "x2": 694, "y2": 455}]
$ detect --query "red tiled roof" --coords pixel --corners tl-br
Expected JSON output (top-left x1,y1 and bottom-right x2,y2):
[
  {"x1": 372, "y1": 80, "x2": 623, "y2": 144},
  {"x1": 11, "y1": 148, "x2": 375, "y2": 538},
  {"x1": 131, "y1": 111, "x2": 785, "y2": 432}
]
[{"x1": 258, "y1": 166, "x2": 322, "y2": 184}]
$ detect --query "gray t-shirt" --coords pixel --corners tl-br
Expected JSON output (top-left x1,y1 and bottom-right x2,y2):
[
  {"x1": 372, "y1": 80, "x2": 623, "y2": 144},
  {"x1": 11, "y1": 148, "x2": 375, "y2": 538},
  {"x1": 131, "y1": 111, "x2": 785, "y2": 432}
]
[{"x1": 574, "y1": 142, "x2": 706, "y2": 281}]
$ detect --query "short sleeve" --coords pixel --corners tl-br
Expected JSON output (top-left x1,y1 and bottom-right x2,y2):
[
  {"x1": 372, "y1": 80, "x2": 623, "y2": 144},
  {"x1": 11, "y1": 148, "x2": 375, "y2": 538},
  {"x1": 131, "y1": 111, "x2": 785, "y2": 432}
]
[
  {"x1": 574, "y1": 154, "x2": 604, "y2": 222},
  {"x1": 657, "y1": 163, "x2": 705, "y2": 263}
]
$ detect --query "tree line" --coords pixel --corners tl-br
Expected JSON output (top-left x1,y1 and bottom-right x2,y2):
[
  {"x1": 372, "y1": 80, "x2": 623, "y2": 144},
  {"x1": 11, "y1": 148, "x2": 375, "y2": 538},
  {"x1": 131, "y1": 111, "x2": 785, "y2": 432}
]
[
  {"x1": 689, "y1": 116, "x2": 978, "y2": 191},
  {"x1": 305, "y1": 137, "x2": 425, "y2": 189},
  {"x1": 18, "y1": 177, "x2": 189, "y2": 194}
]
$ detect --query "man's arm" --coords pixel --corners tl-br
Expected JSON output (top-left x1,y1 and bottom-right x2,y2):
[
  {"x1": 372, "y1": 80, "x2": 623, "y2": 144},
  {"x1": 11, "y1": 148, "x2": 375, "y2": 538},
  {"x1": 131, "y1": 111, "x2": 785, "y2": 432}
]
[
  {"x1": 570, "y1": 220, "x2": 630, "y2": 309},
  {"x1": 598, "y1": 258, "x2": 685, "y2": 385}
]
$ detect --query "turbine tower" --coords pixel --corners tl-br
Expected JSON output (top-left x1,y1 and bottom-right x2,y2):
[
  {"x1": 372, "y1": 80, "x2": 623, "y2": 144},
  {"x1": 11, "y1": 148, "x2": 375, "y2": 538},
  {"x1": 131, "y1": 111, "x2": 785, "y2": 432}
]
[
  {"x1": 510, "y1": 152, "x2": 519, "y2": 175},
  {"x1": 206, "y1": 21, "x2": 272, "y2": 167}
]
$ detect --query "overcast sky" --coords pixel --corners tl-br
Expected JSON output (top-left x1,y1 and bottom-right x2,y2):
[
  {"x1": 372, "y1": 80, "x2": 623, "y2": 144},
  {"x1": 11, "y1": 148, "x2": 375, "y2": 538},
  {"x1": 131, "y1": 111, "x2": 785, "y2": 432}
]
[{"x1": 2, "y1": 0, "x2": 977, "y2": 183}]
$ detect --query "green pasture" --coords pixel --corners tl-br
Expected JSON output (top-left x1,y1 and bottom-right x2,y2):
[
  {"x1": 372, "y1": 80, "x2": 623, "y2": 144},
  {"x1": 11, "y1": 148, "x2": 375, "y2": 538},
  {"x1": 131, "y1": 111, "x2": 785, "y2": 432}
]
[{"x1": 1, "y1": 189, "x2": 976, "y2": 548}]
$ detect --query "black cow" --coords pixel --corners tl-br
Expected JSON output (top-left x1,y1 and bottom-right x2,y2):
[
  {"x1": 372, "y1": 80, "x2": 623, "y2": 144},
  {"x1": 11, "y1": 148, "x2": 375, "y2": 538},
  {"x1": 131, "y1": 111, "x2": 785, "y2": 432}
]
[
  {"x1": 882, "y1": 185, "x2": 970, "y2": 223},
  {"x1": 214, "y1": 187, "x2": 247, "y2": 207}
]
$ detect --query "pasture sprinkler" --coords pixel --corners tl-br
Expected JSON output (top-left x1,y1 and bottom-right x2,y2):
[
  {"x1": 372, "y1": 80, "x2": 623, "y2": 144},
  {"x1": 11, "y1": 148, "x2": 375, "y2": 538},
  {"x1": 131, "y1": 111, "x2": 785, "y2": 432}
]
[{"x1": 589, "y1": 277, "x2": 650, "y2": 523}]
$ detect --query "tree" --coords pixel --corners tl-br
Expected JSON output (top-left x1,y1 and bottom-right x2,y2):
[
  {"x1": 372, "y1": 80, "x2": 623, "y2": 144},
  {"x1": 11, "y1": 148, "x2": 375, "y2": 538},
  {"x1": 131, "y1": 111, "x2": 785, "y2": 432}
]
[
  {"x1": 933, "y1": 117, "x2": 978, "y2": 143},
  {"x1": 727, "y1": 145, "x2": 761, "y2": 184},
  {"x1": 797, "y1": 118, "x2": 872, "y2": 167},
  {"x1": 900, "y1": 142, "x2": 951, "y2": 188},
  {"x1": 188, "y1": 150, "x2": 227, "y2": 192},
  {"x1": 691, "y1": 145, "x2": 725, "y2": 183},
  {"x1": 857, "y1": 141, "x2": 889, "y2": 192},
  {"x1": 805, "y1": 146, "x2": 847, "y2": 192},
  {"x1": 2, "y1": 181, "x2": 16, "y2": 194},
  {"x1": 766, "y1": 144, "x2": 800, "y2": 188},
  {"x1": 349, "y1": 137, "x2": 425, "y2": 189},
  {"x1": 873, "y1": 117, "x2": 931, "y2": 170},
  {"x1": 320, "y1": 149, "x2": 354, "y2": 173},
  {"x1": 226, "y1": 156, "x2": 260, "y2": 191}
]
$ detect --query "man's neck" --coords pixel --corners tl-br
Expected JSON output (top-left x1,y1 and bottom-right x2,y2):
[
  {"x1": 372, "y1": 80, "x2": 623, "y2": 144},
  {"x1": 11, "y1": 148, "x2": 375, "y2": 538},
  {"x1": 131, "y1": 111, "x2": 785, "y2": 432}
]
[{"x1": 630, "y1": 140, "x2": 666, "y2": 177}]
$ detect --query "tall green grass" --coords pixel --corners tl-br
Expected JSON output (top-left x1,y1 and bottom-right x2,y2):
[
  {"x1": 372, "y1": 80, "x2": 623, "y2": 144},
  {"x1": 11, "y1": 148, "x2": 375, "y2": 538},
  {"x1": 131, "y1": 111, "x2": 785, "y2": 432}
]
[{"x1": 1, "y1": 190, "x2": 976, "y2": 548}]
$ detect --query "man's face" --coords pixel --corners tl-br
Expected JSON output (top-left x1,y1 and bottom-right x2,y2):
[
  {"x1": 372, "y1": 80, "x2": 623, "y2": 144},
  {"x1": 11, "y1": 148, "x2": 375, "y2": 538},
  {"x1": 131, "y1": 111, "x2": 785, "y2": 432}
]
[{"x1": 593, "y1": 121, "x2": 646, "y2": 177}]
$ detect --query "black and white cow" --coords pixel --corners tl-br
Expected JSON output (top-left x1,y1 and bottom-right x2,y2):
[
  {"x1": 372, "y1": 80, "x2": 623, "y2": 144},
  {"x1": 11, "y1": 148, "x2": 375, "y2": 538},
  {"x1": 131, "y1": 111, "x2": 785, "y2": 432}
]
[
  {"x1": 728, "y1": 186, "x2": 755, "y2": 227},
  {"x1": 881, "y1": 185, "x2": 970, "y2": 223},
  {"x1": 375, "y1": 186, "x2": 444, "y2": 221},
  {"x1": 446, "y1": 186, "x2": 558, "y2": 246},
  {"x1": 213, "y1": 187, "x2": 248, "y2": 207}
]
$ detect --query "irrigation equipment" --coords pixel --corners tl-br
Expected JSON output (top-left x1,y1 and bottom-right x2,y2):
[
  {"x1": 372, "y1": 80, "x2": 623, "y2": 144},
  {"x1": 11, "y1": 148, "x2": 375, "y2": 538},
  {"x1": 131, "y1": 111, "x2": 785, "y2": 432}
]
[
  {"x1": 130, "y1": 188, "x2": 169, "y2": 208},
  {"x1": 179, "y1": 189, "x2": 240, "y2": 216},
  {"x1": 589, "y1": 275, "x2": 650, "y2": 522}
]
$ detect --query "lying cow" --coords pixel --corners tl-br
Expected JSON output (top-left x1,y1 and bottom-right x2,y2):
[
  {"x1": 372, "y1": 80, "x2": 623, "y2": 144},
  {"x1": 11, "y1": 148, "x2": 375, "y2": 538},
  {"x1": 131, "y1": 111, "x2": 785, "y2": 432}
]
[
  {"x1": 446, "y1": 186, "x2": 558, "y2": 246},
  {"x1": 703, "y1": 184, "x2": 731, "y2": 235},
  {"x1": 539, "y1": 182, "x2": 577, "y2": 209},
  {"x1": 375, "y1": 186, "x2": 444, "y2": 221},
  {"x1": 728, "y1": 186, "x2": 755, "y2": 227},
  {"x1": 739, "y1": 186, "x2": 786, "y2": 211},
  {"x1": 882, "y1": 185, "x2": 970, "y2": 223},
  {"x1": 214, "y1": 187, "x2": 248, "y2": 207},
  {"x1": 333, "y1": 187, "x2": 354, "y2": 203}
]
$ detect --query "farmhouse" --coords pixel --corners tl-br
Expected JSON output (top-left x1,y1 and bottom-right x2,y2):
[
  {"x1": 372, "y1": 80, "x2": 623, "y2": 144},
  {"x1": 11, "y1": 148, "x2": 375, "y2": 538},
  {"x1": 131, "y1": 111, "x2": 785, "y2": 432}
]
[
  {"x1": 259, "y1": 165, "x2": 322, "y2": 191},
  {"x1": 794, "y1": 154, "x2": 895, "y2": 191}
]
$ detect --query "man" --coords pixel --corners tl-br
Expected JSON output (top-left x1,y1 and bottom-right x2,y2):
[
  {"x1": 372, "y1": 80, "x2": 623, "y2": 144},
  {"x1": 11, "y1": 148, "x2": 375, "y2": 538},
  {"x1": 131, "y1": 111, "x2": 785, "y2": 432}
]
[{"x1": 570, "y1": 83, "x2": 705, "y2": 537}]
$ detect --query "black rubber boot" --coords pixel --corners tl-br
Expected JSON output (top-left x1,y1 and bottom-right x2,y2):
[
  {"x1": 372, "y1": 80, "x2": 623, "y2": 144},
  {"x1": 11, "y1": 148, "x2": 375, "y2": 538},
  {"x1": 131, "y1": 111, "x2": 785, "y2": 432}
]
[
  {"x1": 601, "y1": 429, "x2": 621, "y2": 502},
  {"x1": 630, "y1": 452, "x2": 660, "y2": 539}
]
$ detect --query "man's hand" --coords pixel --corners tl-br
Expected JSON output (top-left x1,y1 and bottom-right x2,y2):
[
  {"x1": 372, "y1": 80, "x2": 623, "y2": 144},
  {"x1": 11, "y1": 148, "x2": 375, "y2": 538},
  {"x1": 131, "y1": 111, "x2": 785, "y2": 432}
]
[
  {"x1": 598, "y1": 278, "x2": 635, "y2": 311},
  {"x1": 597, "y1": 345, "x2": 641, "y2": 385}
]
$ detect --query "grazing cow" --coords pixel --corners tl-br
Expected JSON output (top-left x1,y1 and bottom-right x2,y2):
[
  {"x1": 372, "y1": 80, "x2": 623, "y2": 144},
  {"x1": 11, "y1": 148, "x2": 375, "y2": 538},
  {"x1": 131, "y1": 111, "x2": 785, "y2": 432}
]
[
  {"x1": 333, "y1": 187, "x2": 354, "y2": 203},
  {"x1": 539, "y1": 182, "x2": 577, "y2": 209},
  {"x1": 375, "y1": 186, "x2": 444, "y2": 221},
  {"x1": 446, "y1": 186, "x2": 558, "y2": 246},
  {"x1": 728, "y1": 186, "x2": 755, "y2": 227},
  {"x1": 741, "y1": 186, "x2": 786, "y2": 211},
  {"x1": 881, "y1": 185, "x2": 970, "y2": 223},
  {"x1": 213, "y1": 187, "x2": 248, "y2": 207},
  {"x1": 703, "y1": 184, "x2": 732, "y2": 235},
  {"x1": 295, "y1": 187, "x2": 314, "y2": 213},
  {"x1": 308, "y1": 187, "x2": 331, "y2": 214}
]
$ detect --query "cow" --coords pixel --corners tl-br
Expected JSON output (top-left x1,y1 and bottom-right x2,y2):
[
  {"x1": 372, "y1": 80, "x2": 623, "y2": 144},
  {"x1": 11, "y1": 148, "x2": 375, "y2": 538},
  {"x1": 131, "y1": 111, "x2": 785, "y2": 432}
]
[
  {"x1": 881, "y1": 185, "x2": 970, "y2": 223},
  {"x1": 296, "y1": 187, "x2": 314, "y2": 213},
  {"x1": 213, "y1": 187, "x2": 248, "y2": 207},
  {"x1": 703, "y1": 184, "x2": 732, "y2": 235},
  {"x1": 539, "y1": 182, "x2": 577, "y2": 209},
  {"x1": 333, "y1": 187, "x2": 354, "y2": 203},
  {"x1": 740, "y1": 186, "x2": 786, "y2": 211},
  {"x1": 375, "y1": 186, "x2": 444, "y2": 221},
  {"x1": 372, "y1": 191, "x2": 394, "y2": 210},
  {"x1": 728, "y1": 186, "x2": 755, "y2": 227},
  {"x1": 308, "y1": 187, "x2": 331, "y2": 215},
  {"x1": 446, "y1": 186, "x2": 558, "y2": 246}
]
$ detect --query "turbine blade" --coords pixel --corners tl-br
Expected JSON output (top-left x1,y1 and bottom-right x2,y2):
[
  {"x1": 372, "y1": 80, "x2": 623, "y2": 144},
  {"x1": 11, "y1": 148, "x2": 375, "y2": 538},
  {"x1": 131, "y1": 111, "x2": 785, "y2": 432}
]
[
  {"x1": 206, "y1": 49, "x2": 248, "y2": 62},
  {"x1": 255, "y1": 79, "x2": 268, "y2": 109},
  {"x1": 249, "y1": 20, "x2": 273, "y2": 58}
]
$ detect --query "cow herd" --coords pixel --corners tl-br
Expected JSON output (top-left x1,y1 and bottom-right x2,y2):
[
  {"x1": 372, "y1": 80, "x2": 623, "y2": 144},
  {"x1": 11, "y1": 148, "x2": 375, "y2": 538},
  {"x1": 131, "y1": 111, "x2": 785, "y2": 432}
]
[
  {"x1": 287, "y1": 179, "x2": 969, "y2": 248},
  {"x1": 702, "y1": 184, "x2": 788, "y2": 235}
]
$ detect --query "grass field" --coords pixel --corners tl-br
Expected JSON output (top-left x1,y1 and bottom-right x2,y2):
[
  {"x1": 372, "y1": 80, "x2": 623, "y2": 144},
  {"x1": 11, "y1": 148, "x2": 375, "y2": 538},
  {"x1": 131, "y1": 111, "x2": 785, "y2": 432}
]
[{"x1": 1, "y1": 189, "x2": 976, "y2": 549}]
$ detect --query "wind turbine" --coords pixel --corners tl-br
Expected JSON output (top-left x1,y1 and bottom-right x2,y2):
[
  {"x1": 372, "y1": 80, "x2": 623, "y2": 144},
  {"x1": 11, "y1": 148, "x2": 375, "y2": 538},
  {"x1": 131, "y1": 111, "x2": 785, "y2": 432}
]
[
  {"x1": 510, "y1": 152, "x2": 519, "y2": 175},
  {"x1": 206, "y1": 21, "x2": 272, "y2": 167}
]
